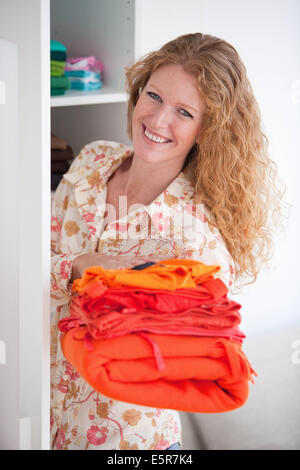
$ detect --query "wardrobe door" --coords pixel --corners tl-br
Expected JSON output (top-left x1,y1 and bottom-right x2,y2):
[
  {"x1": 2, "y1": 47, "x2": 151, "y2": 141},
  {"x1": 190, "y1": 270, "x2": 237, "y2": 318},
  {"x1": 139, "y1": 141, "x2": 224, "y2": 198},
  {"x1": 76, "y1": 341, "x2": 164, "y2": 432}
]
[{"x1": 0, "y1": 0, "x2": 50, "y2": 450}]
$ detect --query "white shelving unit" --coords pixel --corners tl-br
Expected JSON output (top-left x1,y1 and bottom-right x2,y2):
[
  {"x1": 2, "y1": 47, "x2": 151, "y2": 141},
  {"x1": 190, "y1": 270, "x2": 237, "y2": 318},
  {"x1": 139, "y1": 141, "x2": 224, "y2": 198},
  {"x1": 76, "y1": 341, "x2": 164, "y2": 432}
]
[{"x1": 50, "y1": 0, "x2": 136, "y2": 153}]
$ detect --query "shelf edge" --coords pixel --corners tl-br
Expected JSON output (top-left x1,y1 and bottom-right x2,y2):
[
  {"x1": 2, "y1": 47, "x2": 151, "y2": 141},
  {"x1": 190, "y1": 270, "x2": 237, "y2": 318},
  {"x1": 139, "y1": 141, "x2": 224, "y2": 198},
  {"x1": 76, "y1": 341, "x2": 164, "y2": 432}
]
[{"x1": 51, "y1": 92, "x2": 128, "y2": 108}]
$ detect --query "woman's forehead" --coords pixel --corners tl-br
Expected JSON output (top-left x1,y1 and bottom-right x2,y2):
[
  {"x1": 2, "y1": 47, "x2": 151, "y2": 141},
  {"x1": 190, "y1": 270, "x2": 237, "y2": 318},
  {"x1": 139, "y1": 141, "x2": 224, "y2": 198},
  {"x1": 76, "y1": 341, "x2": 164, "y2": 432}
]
[{"x1": 146, "y1": 64, "x2": 205, "y2": 112}]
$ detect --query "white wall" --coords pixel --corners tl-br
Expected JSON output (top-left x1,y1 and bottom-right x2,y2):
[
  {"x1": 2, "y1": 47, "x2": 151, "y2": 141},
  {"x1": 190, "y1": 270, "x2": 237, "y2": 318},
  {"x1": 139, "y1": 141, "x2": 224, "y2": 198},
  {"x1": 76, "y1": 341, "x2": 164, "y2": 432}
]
[{"x1": 136, "y1": 0, "x2": 300, "y2": 335}]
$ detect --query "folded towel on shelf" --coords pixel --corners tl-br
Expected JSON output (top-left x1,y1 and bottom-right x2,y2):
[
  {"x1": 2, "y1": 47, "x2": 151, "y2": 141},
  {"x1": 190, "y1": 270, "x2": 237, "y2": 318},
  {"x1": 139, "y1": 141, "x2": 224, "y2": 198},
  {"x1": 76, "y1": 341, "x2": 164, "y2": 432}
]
[
  {"x1": 50, "y1": 40, "x2": 67, "y2": 52},
  {"x1": 51, "y1": 133, "x2": 68, "y2": 150},
  {"x1": 51, "y1": 50, "x2": 67, "y2": 62},
  {"x1": 51, "y1": 75, "x2": 70, "y2": 91},
  {"x1": 51, "y1": 160, "x2": 70, "y2": 173},
  {"x1": 59, "y1": 259, "x2": 257, "y2": 414},
  {"x1": 50, "y1": 133, "x2": 73, "y2": 188},
  {"x1": 51, "y1": 88, "x2": 66, "y2": 96},
  {"x1": 64, "y1": 70, "x2": 101, "y2": 79},
  {"x1": 51, "y1": 145, "x2": 73, "y2": 162},
  {"x1": 65, "y1": 56, "x2": 104, "y2": 74},
  {"x1": 67, "y1": 81, "x2": 102, "y2": 91},
  {"x1": 64, "y1": 70, "x2": 102, "y2": 91},
  {"x1": 65, "y1": 68, "x2": 102, "y2": 91},
  {"x1": 51, "y1": 60, "x2": 66, "y2": 77}
]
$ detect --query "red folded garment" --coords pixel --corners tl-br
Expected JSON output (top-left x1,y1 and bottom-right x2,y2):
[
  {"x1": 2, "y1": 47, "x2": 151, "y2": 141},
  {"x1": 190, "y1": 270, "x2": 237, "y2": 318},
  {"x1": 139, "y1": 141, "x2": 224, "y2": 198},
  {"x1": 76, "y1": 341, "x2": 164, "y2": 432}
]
[{"x1": 73, "y1": 278, "x2": 234, "y2": 313}]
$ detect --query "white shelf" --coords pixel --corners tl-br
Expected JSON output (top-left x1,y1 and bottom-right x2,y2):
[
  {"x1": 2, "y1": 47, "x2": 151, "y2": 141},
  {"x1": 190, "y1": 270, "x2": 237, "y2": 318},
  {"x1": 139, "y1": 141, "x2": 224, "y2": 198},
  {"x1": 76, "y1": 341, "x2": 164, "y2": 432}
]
[{"x1": 51, "y1": 85, "x2": 128, "y2": 108}]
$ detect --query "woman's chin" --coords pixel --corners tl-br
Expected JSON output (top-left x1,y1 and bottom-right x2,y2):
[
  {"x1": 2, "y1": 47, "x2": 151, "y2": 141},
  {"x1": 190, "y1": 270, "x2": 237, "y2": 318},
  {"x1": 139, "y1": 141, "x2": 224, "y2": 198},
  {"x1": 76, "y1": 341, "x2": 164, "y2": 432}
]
[
  {"x1": 133, "y1": 138, "x2": 171, "y2": 163},
  {"x1": 133, "y1": 148, "x2": 167, "y2": 164}
]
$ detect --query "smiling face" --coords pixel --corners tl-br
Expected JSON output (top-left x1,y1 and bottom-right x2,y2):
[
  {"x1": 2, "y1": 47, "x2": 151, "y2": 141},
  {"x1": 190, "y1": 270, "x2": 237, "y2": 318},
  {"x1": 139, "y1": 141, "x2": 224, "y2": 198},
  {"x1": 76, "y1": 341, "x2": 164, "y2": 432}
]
[{"x1": 132, "y1": 63, "x2": 205, "y2": 169}]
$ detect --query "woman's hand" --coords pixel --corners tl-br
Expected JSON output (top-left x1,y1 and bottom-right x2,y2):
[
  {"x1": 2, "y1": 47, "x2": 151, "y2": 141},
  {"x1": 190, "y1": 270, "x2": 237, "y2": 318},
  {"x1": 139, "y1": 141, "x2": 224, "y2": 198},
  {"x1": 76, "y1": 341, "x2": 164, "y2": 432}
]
[{"x1": 70, "y1": 253, "x2": 168, "y2": 283}]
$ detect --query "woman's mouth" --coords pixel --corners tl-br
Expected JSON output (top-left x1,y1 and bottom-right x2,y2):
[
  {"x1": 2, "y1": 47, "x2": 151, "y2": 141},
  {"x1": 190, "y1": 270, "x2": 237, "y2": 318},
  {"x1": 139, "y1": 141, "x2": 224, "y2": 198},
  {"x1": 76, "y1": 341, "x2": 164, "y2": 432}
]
[{"x1": 142, "y1": 124, "x2": 172, "y2": 144}]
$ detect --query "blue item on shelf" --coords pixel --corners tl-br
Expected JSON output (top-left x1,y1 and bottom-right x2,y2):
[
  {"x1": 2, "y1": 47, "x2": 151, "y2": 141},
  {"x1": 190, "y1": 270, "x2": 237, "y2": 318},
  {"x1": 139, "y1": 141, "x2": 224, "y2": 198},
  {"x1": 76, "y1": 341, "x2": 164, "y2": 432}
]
[
  {"x1": 64, "y1": 70, "x2": 100, "y2": 79},
  {"x1": 51, "y1": 40, "x2": 67, "y2": 52},
  {"x1": 69, "y1": 81, "x2": 102, "y2": 91}
]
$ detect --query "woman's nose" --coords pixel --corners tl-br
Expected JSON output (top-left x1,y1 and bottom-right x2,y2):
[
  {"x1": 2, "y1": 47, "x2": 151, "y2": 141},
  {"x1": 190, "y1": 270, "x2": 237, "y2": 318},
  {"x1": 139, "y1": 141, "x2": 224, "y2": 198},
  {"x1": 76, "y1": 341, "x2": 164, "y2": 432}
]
[{"x1": 151, "y1": 105, "x2": 174, "y2": 127}]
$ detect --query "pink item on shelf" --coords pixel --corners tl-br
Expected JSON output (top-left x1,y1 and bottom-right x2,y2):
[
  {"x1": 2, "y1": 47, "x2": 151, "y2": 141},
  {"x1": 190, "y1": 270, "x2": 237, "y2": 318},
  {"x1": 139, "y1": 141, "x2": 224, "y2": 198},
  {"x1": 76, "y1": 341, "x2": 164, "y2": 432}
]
[{"x1": 65, "y1": 56, "x2": 104, "y2": 73}]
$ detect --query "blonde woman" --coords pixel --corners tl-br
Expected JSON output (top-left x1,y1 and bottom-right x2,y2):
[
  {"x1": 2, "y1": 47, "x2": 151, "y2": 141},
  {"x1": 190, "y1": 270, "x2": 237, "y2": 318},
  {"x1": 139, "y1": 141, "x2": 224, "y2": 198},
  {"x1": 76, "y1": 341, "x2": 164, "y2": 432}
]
[{"x1": 50, "y1": 33, "x2": 286, "y2": 450}]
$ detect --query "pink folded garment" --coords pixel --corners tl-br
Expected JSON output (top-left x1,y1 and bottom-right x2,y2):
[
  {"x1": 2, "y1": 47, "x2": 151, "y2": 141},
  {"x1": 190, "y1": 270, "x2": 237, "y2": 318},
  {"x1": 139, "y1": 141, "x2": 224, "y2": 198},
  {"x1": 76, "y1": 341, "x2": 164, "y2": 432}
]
[
  {"x1": 65, "y1": 56, "x2": 104, "y2": 73},
  {"x1": 60, "y1": 308, "x2": 245, "y2": 344}
]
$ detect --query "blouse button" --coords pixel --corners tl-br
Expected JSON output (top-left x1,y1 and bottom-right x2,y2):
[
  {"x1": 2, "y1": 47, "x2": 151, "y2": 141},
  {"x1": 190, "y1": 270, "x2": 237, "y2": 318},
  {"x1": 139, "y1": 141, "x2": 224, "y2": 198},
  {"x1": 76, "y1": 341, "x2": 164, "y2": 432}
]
[{"x1": 136, "y1": 224, "x2": 141, "y2": 232}]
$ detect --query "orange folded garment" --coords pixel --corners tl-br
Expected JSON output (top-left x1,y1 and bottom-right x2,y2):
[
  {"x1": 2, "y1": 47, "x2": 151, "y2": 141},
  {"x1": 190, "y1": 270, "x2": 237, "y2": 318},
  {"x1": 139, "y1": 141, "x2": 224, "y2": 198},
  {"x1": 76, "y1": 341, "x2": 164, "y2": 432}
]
[
  {"x1": 72, "y1": 259, "x2": 221, "y2": 293},
  {"x1": 61, "y1": 328, "x2": 257, "y2": 413}
]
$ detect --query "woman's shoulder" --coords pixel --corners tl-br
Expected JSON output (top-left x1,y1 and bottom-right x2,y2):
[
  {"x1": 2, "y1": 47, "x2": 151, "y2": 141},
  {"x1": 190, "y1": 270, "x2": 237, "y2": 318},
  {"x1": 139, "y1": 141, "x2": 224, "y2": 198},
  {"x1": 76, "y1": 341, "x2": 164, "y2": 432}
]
[
  {"x1": 69, "y1": 140, "x2": 133, "y2": 172},
  {"x1": 61, "y1": 140, "x2": 133, "y2": 186}
]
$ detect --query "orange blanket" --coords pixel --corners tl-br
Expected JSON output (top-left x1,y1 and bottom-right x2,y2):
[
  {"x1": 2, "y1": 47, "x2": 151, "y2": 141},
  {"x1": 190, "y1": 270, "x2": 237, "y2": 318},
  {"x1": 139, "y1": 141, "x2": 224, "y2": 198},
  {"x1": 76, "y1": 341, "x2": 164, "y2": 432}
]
[{"x1": 61, "y1": 327, "x2": 257, "y2": 413}]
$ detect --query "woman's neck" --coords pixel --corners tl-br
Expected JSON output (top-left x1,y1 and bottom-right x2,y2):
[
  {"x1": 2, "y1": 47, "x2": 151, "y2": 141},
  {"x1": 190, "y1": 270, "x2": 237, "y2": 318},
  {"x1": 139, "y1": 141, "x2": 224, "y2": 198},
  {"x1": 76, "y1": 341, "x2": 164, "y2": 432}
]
[{"x1": 118, "y1": 154, "x2": 183, "y2": 204}]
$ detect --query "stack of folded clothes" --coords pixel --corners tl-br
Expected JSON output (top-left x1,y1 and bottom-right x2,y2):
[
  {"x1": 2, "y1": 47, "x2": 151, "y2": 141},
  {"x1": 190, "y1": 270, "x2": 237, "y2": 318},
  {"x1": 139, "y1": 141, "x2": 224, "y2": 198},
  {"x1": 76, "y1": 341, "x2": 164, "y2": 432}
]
[
  {"x1": 50, "y1": 40, "x2": 70, "y2": 96},
  {"x1": 59, "y1": 259, "x2": 257, "y2": 413},
  {"x1": 64, "y1": 56, "x2": 104, "y2": 91},
  {"x1": 51, "y1": 133, "x2": 73, "y2": 190}
]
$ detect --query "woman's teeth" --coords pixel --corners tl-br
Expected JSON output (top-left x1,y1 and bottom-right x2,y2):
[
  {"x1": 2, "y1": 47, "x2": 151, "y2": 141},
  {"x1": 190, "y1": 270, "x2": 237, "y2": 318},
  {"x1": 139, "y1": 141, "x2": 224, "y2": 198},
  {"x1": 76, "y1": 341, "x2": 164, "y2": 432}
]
[{"x1": 144, "y1": 126, "x2": 171, "y2": 144}]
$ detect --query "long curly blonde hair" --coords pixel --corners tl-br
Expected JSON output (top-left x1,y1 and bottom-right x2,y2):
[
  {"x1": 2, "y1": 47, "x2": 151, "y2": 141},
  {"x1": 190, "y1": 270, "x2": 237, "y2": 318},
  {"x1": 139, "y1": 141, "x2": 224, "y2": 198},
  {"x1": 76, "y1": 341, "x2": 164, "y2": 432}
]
[{"x1": 125, "y1": 33, "x2": 289, "y2": 292}]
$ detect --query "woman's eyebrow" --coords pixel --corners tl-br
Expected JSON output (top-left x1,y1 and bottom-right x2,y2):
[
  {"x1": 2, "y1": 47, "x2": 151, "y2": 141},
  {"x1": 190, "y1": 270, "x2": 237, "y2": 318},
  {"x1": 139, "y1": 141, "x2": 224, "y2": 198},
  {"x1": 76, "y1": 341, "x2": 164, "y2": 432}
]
[{"x1": 146, "y1": 83, "x2": 200, "y2": 114}]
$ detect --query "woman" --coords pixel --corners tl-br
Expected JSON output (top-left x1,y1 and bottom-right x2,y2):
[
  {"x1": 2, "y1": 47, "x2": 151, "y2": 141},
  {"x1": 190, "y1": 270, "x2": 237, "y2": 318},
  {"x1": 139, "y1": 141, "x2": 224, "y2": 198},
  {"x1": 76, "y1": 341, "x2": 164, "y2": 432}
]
[{"x1": 50, "y1": 33, "x2": 286, "y2": 450}]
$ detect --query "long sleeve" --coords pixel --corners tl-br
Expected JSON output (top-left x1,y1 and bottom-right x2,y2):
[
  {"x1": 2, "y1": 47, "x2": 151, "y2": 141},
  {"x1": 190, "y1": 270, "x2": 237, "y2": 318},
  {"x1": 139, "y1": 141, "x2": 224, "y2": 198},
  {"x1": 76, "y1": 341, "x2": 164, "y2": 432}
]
[
  {"x1": 51, "y1": 180, "x2": 82, "y2": 307},
  {"x1": 51, "y1": 153, "x2": 91, "y2": 308}
]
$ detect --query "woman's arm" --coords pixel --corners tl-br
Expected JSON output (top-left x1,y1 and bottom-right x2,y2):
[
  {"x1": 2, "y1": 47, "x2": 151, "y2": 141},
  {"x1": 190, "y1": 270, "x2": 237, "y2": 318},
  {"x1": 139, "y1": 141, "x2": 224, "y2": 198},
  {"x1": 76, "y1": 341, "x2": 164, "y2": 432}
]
[{"x1": 51, "y1": 189, "x2": 87, "y2": 306}]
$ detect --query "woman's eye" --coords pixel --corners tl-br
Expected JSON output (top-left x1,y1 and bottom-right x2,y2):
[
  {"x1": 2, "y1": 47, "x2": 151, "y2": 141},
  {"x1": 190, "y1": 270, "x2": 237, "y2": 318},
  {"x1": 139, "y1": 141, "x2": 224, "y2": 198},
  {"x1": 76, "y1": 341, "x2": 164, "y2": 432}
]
[
  {"x1": 179, "y1": 109, "x2": 193, "y2": 118},
  {"x1": 147, "y1": 92, "x2": 193, "y2": 118},
  {"x1": 147, "y1": 92, "x2": 161, "y2": 101}
]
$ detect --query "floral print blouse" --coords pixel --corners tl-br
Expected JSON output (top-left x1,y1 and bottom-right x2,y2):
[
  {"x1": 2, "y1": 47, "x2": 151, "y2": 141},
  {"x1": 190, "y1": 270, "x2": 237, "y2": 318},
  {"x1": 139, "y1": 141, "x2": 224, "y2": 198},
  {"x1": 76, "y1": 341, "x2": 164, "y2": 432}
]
[{"x1": 50, "y1": 140, "x2": 235, "y2": 450}]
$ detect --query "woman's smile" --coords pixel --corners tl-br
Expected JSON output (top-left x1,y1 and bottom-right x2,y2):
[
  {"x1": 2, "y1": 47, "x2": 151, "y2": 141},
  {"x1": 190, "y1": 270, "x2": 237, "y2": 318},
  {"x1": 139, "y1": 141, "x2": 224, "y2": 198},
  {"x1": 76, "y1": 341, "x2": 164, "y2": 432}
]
[{"x1": 142, "y1": 124, "x2": 172, "y2": 144}]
